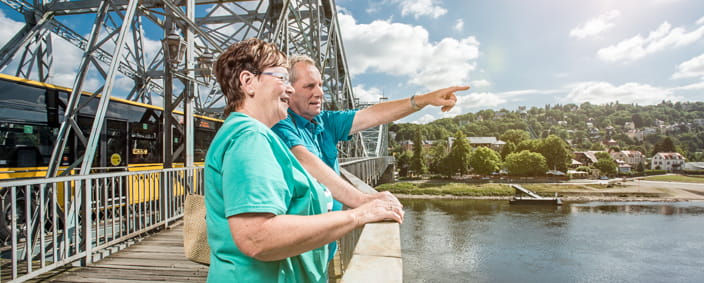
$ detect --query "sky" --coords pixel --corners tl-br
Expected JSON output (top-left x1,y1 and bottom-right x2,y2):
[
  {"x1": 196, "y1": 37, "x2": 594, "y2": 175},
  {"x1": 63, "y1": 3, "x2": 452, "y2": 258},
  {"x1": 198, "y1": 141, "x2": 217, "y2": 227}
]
[
  {"x1": 1, "y1": 0, "x2": 704, "y2": 124},
  {"x1": 337, "y1": 0, "x2": 704, "y2": 123}
]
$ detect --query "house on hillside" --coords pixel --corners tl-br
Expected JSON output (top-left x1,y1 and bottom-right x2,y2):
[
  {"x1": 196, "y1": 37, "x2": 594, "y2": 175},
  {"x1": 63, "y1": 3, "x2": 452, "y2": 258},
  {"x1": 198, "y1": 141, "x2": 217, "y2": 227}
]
[
  {"x1": 573, "y1": 151, "x2": 602, "y2": 167},
  {"x1": 447, "y1": 136, "x2": 506, "y2": 152},
  {"x1": 684, "y1": 162, "x2": 704, "y2": 171},
  {"x1": 650, "y1": 152, "x2": 685, "y2": 171},
  {"x1": 615, "y1": 160, "x2": 632, "y2": 173},
  {"x1": 610, "y1": 150, "x2": 645, "y2": 170},
  {"x1": 399, "y1": 140, "x2": 434, "y2": 151}
]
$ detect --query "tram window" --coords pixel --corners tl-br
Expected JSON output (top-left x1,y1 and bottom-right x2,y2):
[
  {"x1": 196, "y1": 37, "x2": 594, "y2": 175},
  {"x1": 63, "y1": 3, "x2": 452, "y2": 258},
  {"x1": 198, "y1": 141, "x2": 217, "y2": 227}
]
[
  {"x1": 194, "y1": 127, "x2": 216, "y2": 162},
  {"x1": 0, "y1": 123, "x2": 58, "y2": 167},
  {"x1": 129, "y1": 122, "x2": 161, "y2": 164}
]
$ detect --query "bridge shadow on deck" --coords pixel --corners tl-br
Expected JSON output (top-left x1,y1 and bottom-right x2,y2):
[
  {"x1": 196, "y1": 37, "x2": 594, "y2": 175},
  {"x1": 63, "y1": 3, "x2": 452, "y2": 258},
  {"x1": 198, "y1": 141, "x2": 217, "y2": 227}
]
[{"x1": 35, "y1": 223, "x2": 208, "y2": 282}]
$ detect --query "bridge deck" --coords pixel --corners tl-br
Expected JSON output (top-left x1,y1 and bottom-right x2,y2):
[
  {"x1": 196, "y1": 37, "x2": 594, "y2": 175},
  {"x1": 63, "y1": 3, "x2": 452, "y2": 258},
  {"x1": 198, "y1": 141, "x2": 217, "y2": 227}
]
[{"x1": 39, "y1": 223, "x2": 208, "y2": 282}]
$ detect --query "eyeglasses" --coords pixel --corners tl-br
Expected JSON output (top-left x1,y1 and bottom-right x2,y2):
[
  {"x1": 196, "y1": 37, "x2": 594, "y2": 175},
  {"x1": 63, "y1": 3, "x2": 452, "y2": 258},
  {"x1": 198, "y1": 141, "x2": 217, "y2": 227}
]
[{"x1": 257, "y1": 71, "x2": 291, "y2": 86}]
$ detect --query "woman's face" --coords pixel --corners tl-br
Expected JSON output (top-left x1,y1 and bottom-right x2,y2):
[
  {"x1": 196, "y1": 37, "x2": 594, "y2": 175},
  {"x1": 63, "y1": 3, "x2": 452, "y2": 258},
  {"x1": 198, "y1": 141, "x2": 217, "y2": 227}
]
[{"x1": 255, "y1": 66, "x2": 294, "y2": 124}]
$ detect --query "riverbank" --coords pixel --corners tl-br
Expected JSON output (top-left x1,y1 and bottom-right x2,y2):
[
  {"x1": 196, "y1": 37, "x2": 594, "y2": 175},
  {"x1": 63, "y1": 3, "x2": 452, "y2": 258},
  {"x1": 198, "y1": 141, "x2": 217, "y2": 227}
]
[{"x1": 376, "y1": 178, "x2": 704, "y2": 202}]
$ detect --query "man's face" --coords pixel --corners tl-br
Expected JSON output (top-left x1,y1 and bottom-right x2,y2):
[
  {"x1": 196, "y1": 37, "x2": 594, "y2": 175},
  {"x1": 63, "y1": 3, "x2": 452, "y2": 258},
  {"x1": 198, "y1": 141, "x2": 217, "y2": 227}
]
[{"x1": 288, "y1": 62, "x2": 324, "y2": 121}]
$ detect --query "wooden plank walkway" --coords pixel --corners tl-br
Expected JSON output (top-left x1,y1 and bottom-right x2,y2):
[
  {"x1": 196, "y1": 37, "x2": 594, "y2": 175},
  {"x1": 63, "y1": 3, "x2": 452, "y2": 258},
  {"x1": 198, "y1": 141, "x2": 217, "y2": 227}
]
[{"x1": 37, "y1": 223, "x2": 209, "y2": 282}]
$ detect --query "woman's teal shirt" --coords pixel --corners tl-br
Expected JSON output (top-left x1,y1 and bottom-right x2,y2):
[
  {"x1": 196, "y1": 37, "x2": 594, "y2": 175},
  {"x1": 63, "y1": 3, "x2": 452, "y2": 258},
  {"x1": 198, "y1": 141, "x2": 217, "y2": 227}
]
[{"x1": 204, "y1": 112, "x2": 333, "y2": 282}]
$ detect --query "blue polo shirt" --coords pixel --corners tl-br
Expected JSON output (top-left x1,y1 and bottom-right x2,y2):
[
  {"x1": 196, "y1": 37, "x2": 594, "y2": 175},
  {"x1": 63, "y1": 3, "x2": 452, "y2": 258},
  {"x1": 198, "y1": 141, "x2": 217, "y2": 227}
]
[{"x1": 272, "y1": 109, "x2": 357, "y2": 176}]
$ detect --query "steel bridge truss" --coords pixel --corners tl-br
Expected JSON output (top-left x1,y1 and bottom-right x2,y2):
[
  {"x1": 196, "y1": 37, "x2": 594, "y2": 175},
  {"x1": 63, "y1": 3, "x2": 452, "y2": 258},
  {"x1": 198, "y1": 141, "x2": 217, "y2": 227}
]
[{"x1": 0, "y1": 0, "x2": 366, "y2": 175}]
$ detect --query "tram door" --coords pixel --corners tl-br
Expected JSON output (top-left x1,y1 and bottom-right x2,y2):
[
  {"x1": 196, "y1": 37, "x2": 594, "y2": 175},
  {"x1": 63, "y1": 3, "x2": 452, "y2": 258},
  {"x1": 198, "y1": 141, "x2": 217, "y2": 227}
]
[
  {"x1": 105, "y1": 119, "x2": 127, "y2": 169},
  {"x1": 76, "y1": 117, "x2": 127, "y2": 169}
]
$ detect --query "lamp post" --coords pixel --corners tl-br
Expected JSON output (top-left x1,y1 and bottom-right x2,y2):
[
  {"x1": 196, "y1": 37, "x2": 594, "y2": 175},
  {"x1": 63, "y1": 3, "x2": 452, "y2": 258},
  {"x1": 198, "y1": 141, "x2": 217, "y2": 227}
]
[
  {"x1": 196, "y1": 51, "x2": 215, "y2": 77},
  {"x1": 162, "y1": 31, "x2": 186, "y2": 68}
]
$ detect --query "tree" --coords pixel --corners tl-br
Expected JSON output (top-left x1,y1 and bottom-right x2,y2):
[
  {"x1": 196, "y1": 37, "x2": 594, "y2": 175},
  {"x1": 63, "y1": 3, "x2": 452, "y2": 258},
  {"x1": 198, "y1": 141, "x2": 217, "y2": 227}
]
[
  {"x1": 652, "y1": 136, "x2": 676, "y2": 155},
  {"x1": 427, "y1": 140, "x2": 449, "y2": 174},
  {"x1": 594, "y1": 151, "x2": 611, "y2": 160},
  {"x1": 396, "y1": 150, "x2": 412, "y2": 177},
  {"x1": 504, "y1": 150, "x2": 548, "y2": 176},
  {"x1": 538, "y1": 135, "x2": 571, "y2": 171},
  {"x1": 469, "y1": 147, "x2": 501, "y2": 175},
  {"x1": 593, "y1": 158, "x2": 617, "y2": 176},
  {"x1": 631, "y1": 113, "x2": 644, "y2": 128},
  {"x1": 500, "y1": 141, "x2": 516, "y2": 160},
  {"x1": 500, "y1": 129, "x2": 530, "y2": 145},
  {"x1": 447, "y1": 131, "x2": 471, "y2": 176},
  {"x1": 410, "y1": 128, "x2": 427, "y2": 175}
]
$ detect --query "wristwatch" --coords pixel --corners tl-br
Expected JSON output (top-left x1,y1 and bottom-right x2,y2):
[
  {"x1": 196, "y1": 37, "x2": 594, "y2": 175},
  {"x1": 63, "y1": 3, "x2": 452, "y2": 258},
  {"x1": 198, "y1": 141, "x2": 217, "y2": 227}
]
[{"x1": 410, "y1": 95, "x2": 421, "y2": 110}]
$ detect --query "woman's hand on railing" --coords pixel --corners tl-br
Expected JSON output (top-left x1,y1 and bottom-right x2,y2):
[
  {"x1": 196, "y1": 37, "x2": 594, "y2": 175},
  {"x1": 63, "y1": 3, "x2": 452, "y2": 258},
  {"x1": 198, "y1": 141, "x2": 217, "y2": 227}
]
[
  {"x1": 350, "y1": 198, "x2": 404, "y2": 226},
  {"x1": 368, "y1": 191, "x2": 403, "y2": 208}
]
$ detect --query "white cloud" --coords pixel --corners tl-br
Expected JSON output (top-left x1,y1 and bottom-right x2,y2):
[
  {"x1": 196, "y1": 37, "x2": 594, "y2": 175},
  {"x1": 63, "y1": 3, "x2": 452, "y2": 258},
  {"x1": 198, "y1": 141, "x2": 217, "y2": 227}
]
[
  {"x1": 562, "y1": 81, "x2": 683, "y2": 105},
  {"x1": 407, "y1": 88, "x2": 560, "y2": 123},
  {"x1": 470, "y1": 79, "x2": 491, "y2": 88},
  {"x1": 439, "y1": 91, "x2": 507, "y2": 118},
  {"x1": 454, "y1": 19, "x2": 464, "y2": 32},
  {"x1": 0, "y1": 11, "x2": 23, "y2": 48},
  {"x1": 353, "y1": 85, "x2": 384, "y2": 104},
  {"x1": 413, "y1": 114, "x2": 436, "y2": 124},
  {"x1": 570, "y1": 10, "x2": 621, "y2": 39},
  {"x1": 597, "y1": 21, "x2": 704, "y2": 62},
  {"x1": 672, "y1": 53, "x2": 704, "y2": 79},
  {"x1": 670, "y1": 81, "x2": 704, "y2": 91},
  {"x1": 698, "y1": 16, "x2": 704, "y2": 25},
  {"x1": 653, "y1": 0, "x2": 682, "y2": 5},
  {"x1": 396, "y1": 0, "x2": 447, "y2": 19},
  {"x1": 338, "y1": 13, "x2": 479, "y2": 91}
]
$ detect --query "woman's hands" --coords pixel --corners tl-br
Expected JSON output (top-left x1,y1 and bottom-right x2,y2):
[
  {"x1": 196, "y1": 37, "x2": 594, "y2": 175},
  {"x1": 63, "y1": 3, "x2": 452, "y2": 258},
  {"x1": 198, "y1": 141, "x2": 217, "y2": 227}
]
[{"x1": 351, "y1": 192, "x2": 404, "y2": 226}]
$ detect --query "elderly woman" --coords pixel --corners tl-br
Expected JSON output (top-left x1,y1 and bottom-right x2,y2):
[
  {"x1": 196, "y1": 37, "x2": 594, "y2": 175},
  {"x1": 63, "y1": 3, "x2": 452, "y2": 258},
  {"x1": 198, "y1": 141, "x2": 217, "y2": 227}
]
[{"x1": 205, "y1": 38, "x2": 404, "y2": 282}]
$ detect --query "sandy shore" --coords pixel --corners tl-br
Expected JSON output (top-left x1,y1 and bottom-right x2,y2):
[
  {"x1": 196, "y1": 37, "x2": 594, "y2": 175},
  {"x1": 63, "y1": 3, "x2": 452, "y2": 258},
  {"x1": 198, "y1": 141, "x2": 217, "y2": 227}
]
[{"x1": 392, "y1": 179, "x2": 704, "y2": 202}]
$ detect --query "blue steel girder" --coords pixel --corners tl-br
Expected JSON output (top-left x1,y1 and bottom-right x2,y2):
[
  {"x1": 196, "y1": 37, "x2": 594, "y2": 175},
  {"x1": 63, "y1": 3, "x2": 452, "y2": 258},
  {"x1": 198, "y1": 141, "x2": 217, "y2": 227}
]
[{"x1": 2, "y1": 0, "x2": 369, "y2": 167}]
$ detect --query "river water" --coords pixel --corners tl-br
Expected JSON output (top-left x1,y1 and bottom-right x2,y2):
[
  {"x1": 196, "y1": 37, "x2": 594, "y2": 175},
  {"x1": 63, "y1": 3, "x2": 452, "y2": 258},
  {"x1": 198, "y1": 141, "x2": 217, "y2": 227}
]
[{"x1": 400, "y1": 199, "x2": 704, "y2": 283}]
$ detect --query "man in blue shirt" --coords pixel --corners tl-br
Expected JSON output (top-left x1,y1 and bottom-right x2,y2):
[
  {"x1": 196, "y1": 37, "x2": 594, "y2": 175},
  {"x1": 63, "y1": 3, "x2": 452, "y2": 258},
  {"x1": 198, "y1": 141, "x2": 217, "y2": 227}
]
[{"x1": 272, "y1": 55, "x2": 470, "y2": 260}]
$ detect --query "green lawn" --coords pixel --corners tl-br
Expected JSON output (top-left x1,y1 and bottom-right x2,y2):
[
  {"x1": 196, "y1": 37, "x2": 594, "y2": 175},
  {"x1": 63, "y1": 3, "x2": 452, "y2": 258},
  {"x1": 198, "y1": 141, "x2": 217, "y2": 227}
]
[
  {"x1": 640, "y1": 174, "x2": 704, "y2": 183},
  {"x1": 375, "y1": 182, "x2": 593, "y2": 197}
]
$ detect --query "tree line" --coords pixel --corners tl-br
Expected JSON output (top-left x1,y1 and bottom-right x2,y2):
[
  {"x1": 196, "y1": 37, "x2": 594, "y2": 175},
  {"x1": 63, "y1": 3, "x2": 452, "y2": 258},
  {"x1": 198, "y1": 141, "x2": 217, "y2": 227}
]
[{"x1": 390, "y1": 101, "x2": 704, "y2": 177}]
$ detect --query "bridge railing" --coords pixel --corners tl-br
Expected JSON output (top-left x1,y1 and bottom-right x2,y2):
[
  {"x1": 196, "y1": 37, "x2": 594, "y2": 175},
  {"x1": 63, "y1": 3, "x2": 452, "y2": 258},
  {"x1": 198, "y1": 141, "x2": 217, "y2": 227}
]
[
  {"x1": 0, "y1": 157, "x2": 398, "y2": 282},
  {"x1": 338, "y1": 157, "x2": 401, "y2": 283},
  {"x1": 0, "y1": 167, "x2": 203, "y2": 283}
]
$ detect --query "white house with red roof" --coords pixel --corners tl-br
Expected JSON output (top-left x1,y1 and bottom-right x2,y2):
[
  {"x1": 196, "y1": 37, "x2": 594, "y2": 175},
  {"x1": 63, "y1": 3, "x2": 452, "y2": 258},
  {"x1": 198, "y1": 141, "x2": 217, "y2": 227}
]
[{"x1": 650, "y1": 152, "x2": 685, "y2": 171}]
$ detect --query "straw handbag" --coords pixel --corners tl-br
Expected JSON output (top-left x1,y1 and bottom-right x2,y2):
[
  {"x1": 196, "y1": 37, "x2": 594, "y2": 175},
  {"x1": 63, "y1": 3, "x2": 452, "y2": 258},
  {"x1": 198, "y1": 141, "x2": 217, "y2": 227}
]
[{"x1": 184, "y1": 193, "x2": 210, "y2": 265}]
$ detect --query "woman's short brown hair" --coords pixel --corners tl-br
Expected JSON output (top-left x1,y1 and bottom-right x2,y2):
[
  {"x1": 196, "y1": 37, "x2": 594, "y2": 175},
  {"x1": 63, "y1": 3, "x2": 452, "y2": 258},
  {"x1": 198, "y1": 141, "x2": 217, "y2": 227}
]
[{"x1": 214, "y1": 38, "x2": 288, "y2": 116}]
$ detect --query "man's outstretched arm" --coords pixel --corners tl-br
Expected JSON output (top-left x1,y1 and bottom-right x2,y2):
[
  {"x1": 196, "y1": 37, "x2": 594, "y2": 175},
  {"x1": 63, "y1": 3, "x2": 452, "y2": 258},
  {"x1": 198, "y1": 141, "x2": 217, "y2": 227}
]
[
  {"x1": 290, "y1": 145, "x2": 401, "y2": 208},
  {"x1": 350, "y1": 85, "x2": 470, "y2": 134}
]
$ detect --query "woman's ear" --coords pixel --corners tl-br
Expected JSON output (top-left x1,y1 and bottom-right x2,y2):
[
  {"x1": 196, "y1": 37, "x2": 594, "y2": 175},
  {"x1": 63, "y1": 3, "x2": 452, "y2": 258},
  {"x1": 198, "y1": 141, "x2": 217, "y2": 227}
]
[{"x1": 239, "y1": 70, "x2": 256, "y2": 96}]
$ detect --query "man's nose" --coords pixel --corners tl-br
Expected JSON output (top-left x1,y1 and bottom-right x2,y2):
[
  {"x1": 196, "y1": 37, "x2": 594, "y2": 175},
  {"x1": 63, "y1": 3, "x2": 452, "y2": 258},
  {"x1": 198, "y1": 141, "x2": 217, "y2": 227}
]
[
  {"x1": 285, "y1": 84, "x2": 295, "y2": 94},
  {"x1": 313, "y1": 86, "x2": 324, "y2": 97}
]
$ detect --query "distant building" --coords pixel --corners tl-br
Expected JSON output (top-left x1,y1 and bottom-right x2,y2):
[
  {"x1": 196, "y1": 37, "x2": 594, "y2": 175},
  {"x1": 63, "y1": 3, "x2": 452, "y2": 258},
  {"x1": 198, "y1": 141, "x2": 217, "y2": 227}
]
[
  {"x1": 400, "y1": 140, "x2": 434, "y2": 151},
  {"x1": 447, "y1": 136, "x2": 506, "y2": 152},
  {"x1": 602, "y1": 138, "x2": 618, "y2": 148},
  {"x1": 573, "y1": 151, "x2": 603, "y2": 167},
  {"x1": 684, "y1": 162, "x2": 704, "y2": 171},
  {"x1": 624, "y1": 122, "x2": 635, "y2": 130},
  {"x1": 616, "y1": 160, "x2": 632, "y2": 173},
  {"x1": 610, "y1": 150, "x2": 645, "y2": 170},
  {"x1": 650, "y1": 152, "x2": 685, "y2": 171}
]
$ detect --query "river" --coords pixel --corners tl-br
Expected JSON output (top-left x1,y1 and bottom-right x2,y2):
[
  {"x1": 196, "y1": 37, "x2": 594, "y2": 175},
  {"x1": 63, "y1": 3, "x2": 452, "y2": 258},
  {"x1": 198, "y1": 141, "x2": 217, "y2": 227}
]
[{"x1": 400, "y1": 199, "x2": 704, "y2": 283}]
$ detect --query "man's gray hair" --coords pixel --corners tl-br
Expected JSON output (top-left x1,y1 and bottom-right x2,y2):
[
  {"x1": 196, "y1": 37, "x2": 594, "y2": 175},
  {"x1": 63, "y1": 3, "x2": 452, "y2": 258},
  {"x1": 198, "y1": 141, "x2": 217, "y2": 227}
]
[{"x1": 289, "y1": 54, "x2": 317, "y2": 84}]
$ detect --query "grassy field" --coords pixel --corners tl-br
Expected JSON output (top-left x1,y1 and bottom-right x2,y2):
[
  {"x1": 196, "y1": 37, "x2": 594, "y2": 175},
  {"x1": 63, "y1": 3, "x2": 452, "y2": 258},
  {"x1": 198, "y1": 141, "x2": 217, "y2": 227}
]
[
  {"x1": 640, "y1": 174, "x2": 704, "y2": 183},
  {"x1": 375, "y1": 182, "x2": 601, "y2": 197}
]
